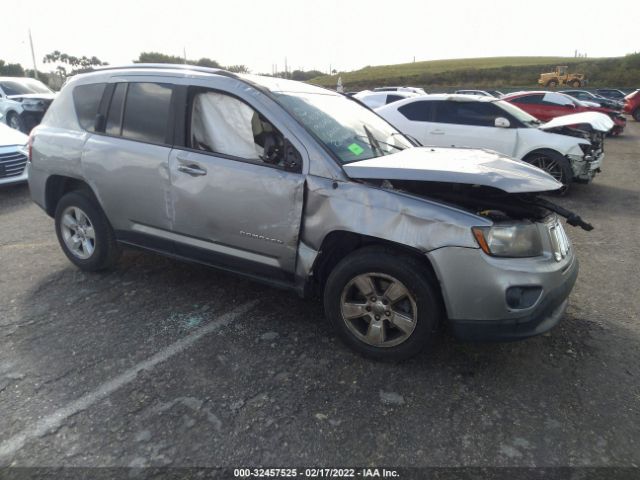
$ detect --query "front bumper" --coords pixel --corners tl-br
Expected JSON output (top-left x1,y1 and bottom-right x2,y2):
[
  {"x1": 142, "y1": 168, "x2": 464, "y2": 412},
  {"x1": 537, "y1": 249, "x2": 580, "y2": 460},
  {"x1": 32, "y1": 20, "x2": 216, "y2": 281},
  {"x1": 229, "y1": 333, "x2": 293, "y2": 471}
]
[
  {"x1": 428, "y1": 242, "x2": 578, "y2": 342},
  {"x1": 569, "y1": 151, "x2": 604, "y2": 183},
  {"x1": 0, "y1": 147, "x2": 28, "y2": 186}
]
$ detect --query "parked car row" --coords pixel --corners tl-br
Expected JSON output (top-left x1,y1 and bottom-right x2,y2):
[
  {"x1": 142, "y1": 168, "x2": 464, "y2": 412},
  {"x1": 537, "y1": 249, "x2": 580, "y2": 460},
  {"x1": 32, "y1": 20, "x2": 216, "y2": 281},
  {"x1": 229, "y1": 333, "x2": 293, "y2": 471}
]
[
  {"x1": 376, "y1": 94, "x2": 611, "y2": 193},
  {"x1": 502, "y1": 91, "x2": 626, "y2": 136}
]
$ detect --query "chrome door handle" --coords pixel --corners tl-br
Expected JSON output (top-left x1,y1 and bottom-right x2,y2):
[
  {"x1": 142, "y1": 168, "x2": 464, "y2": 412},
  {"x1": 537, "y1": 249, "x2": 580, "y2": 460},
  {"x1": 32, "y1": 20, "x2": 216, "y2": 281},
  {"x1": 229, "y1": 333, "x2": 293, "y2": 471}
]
[{"x1": 178, "y1": 164, "x2": 207, "y2": 176}]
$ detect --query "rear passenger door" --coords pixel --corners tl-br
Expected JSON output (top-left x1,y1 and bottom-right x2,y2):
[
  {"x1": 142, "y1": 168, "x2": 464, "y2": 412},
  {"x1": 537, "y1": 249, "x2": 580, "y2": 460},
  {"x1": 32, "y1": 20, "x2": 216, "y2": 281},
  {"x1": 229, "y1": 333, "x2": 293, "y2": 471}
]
[
  {"x1": 82, "y1": 81, "x2": 175, "y2": 239},
  {"x1": 394, "y1": 100, "x2": 438, "y2": 145}
]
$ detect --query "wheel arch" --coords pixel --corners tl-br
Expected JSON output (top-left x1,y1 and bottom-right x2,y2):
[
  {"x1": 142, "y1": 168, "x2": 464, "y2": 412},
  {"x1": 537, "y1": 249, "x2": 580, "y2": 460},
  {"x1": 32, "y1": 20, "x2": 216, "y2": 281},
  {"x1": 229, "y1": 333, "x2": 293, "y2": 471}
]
[
  {"x1": 4, "y1": 109, "x2": 20, "y2": 123},
  {"x1": 307, "y1": 230, "x2": 444, "y2": 304},
  {"x1": 521, "y1": 146, "x2": 567, "y2": 161},
  {"x1": 44, "y1": 175, "x2": 98, "y2": 217}
]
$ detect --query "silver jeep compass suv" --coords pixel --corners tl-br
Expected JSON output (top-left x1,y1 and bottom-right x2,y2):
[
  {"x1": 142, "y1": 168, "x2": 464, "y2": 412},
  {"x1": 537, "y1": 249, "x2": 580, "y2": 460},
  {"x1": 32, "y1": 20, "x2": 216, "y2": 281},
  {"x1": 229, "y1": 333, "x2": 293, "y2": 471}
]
[{"x1": 28, "y1": 65, "x2": 588, "y2": 360}]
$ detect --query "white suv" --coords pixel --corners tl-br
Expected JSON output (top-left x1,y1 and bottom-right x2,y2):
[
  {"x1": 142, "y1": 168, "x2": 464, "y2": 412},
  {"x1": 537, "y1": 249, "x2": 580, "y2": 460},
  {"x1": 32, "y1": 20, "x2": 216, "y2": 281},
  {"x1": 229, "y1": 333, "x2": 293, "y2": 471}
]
[
  {"x1": 376, "y1": 94, "x2": 610, "y2": 192},
  {"x1": 0, "y1": 77, "x2": 56, "y2": 132}
]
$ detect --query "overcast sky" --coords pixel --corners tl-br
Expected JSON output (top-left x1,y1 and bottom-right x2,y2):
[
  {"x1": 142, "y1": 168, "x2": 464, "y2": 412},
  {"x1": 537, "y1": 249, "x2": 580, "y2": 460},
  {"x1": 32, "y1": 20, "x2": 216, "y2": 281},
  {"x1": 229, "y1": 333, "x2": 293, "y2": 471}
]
[{"x1": 2, "y1": 0, "x2": 638, "y2": 74}]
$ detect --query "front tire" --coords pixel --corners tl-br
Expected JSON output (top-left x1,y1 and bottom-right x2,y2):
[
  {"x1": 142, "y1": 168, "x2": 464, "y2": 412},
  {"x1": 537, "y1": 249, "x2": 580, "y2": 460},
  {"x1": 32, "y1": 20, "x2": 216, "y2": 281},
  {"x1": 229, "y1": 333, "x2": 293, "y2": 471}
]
[
  {"x1": 569, "y1": 80, "x2": 581, "y2": 88},
  {"x1": 546, "y1": 79, "x2": 559, "y2": 88},
  {"x1": 324, "y1": 247, "x2": 442, "y2": 360},
  {"x1": 633, "y1": 108, "x2": 640, "y2": 122},
  {"x1": 54, "y1": 191, "x2": 120, "y2": 271},
  {"x1": 524, "y1": 149, "x2": 573, "y2": 195}
]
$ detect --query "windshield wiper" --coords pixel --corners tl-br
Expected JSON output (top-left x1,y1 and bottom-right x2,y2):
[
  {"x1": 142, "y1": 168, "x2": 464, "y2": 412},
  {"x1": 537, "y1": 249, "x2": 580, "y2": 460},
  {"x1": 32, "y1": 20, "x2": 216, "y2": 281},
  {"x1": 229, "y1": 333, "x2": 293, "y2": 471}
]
[
  {"x1": 362, "y1": 125, "x2": 385, "y2": 157},
  {"x1": 356, "y1": 133, "x2": 405, "y2": 152}
]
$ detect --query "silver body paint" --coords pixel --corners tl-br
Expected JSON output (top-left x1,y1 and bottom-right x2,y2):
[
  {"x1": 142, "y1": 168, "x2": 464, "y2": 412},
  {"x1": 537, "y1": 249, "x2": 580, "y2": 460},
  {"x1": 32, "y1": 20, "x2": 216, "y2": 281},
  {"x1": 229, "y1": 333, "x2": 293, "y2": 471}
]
[{"x1": 29, "y1": 66, "x2": 578, "y2": 326}]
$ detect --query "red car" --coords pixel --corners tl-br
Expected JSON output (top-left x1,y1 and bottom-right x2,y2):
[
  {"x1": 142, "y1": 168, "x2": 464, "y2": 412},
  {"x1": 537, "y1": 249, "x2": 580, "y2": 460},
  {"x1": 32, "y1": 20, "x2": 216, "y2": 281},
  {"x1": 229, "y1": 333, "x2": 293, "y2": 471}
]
[
  {"x1": 503, "y1": 91, "x2": 626, "y2": 135},
  {"x1": 623, "y1": 90, "x2": 640, "y2": 121}
]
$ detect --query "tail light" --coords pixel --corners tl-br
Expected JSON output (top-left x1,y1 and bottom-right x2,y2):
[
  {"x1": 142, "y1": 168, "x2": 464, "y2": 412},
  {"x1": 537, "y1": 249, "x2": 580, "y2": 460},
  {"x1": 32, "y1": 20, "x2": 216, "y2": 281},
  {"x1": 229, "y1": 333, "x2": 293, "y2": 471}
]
[{"x1": 28, "y1": 133, "x2": 34, "y2": 162}]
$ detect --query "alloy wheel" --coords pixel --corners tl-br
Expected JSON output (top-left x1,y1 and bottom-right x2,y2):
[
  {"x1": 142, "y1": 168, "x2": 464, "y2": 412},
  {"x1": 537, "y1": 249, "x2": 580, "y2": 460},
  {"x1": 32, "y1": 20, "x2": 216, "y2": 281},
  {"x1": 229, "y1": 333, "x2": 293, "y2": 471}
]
[
  {"x1": 340, "y1": 272, "x2": 417, "y2": 348},
  {"x1": 60, "y1": 206, "x2": 96, "y2": 260}
]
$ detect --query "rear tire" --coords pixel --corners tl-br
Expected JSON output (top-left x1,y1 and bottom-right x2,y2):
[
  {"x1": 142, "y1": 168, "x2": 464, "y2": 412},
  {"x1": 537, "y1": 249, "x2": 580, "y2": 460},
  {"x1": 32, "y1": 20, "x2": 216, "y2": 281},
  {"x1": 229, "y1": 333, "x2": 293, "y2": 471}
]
[
  {"x1": 323, "y1": 247, "x2": 442, "y2": 361},
  {"x1": 524, "y1": 149, "x2": 573, "y2": 195},
  {"x1": 546, "y1": 79, "x2": 559, "y2": 88},
  {"x1": 54, "y1": 191, "x2": 121, "y2": 271},
  {"x1": 569, "y1": 80, "x2": 581, "y2": 88},
  {"x1": 633, "y1": 108, "x2": 640, "y2": 122}
]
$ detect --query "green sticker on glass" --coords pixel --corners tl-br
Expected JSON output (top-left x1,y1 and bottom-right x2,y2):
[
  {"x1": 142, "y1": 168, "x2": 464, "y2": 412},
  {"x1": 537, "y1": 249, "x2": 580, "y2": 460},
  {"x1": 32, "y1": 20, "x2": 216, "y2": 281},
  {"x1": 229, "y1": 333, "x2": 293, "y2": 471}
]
[{"x1": 348, "y1": 143, "x2": 365, "y2": 156}]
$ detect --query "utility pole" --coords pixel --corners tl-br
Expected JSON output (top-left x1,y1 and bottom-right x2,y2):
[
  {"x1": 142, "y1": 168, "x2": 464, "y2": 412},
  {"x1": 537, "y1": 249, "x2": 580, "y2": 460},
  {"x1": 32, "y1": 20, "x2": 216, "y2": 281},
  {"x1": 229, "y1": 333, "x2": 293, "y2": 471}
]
[
  {"x1": 284, "y1": 57, "x2": 288, "y2": 79},
  {"x1": 183, "y1": 47, "x2": 187, "y2": 64},
  {"x1": 28, "y1": 28, "x2": 39, "y2": 80}
]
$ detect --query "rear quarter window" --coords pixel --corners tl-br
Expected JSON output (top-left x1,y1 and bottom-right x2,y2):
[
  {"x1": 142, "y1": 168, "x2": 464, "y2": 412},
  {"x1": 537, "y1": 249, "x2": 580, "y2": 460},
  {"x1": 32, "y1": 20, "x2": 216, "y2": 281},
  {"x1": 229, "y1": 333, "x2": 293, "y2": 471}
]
[
  {"x1": 39, "y1": 84, "x2": 81, "y2": 130},
  {"x1": 72, "y1": 83, "x2": 106, "y2": 131}
]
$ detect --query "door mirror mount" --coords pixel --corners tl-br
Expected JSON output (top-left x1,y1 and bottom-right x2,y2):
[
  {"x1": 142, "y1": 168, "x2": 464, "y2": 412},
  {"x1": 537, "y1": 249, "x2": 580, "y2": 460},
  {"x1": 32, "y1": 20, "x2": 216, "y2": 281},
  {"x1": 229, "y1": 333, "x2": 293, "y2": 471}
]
[
  {"x1": 283, "y1": 138, "x2": 302, "y2": 173},
  {"x1": 494, "y1": 117, "x2": 511, "y2": 128}
]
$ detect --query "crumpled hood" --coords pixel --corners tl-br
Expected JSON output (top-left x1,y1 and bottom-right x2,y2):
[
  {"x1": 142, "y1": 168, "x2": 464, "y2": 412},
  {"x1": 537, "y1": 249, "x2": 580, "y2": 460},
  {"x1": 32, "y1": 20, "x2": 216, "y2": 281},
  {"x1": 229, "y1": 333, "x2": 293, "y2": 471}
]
[
  {"x1": 539, "y1": 111, "x2": 614, "y2": 132},
  {"x1": 343, "y1": 147, "x2": 562, "y2": 193}
]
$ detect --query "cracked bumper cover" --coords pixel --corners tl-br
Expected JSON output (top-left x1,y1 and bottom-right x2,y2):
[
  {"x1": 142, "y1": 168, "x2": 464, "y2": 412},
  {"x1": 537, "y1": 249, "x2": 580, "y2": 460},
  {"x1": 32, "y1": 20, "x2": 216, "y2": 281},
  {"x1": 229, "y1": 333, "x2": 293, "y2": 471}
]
[
  {"x1": 569, "y1": 151, "x2": 604, "y2": 182},
  {"x1": 428, "y1": 246, "x2": 579, "y2": 342}
]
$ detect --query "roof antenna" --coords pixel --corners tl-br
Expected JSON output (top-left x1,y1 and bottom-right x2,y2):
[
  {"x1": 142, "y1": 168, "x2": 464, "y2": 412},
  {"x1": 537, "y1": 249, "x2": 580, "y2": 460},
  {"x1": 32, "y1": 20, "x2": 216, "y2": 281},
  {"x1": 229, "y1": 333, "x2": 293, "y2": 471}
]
[{"x1": 28, "y1": 28, "x2": 39, "y2": 80}]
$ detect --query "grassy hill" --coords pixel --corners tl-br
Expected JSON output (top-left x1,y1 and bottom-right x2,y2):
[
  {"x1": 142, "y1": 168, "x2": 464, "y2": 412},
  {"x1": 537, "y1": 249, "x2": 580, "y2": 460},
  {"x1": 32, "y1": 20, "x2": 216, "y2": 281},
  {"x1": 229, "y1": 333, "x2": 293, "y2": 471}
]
[{"x1": 310, "y1": 55, "x2": 640, "y2": 91}]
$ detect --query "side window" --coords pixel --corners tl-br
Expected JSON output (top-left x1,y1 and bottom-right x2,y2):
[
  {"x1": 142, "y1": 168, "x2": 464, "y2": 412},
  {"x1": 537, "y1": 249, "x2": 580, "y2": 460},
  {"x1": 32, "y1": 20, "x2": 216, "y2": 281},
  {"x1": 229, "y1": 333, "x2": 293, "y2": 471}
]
[
  {"x1": 541, "y1": 92, "x2": 574, "y2": 107},
  {"x1": 72, "y1": 83, "x2": 106, "y2": 131},
  {"x1": 398, "y1": 101, "x2": 434, "y2": 121},
  {"x1": 189, "y1": 90, "x2": 285, "y2": 166},
  {"x1": 435, "y1": 101, "x2": 501, "y2": 127},
  {"x1": 386, "y1": 94, "x2": 404, "y2": 104},
  {"x1": 103, "y1": 82, "x2": 173, "y2": 143},
  {"x1": 512, "y1": 94, "x2": 544, "y2": 105}
]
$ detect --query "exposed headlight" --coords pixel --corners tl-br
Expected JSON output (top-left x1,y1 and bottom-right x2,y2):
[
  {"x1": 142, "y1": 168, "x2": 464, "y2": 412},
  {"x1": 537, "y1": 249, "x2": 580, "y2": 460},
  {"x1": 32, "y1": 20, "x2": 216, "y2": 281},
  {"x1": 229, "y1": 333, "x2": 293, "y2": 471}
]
[
  {"x1": 578, "y1": 143, "x2": 591, "y2": 155},
  {"x1": 21, "y1": 100, "x2": 44, "y2": 111},
  {"x1": 472, "y1": 223, "x2": 543, "y2": 258}
]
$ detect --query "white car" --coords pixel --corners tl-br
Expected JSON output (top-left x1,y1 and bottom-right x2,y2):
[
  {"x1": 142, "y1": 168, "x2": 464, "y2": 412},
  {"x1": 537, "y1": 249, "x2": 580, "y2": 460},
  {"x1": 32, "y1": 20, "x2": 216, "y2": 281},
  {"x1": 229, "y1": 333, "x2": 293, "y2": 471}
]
[
  {"x1": 0, "y1": 122, "x2": 28, "y2": 186},
  {"x1": 454, "y1": 89, "x2": 494, "y2": 97},
  {"x1": 354, "y1": 90, "x2": 420, "y2": 109},
  {"x1": 373, "y1": 86, "x2": 426, "y2": 94},
  {"x1": 0, "y1": 77, "x2": 56, "y2": 132},
  {"x1": 376, "y1": 94, "x2": 612, "y2": 191}
]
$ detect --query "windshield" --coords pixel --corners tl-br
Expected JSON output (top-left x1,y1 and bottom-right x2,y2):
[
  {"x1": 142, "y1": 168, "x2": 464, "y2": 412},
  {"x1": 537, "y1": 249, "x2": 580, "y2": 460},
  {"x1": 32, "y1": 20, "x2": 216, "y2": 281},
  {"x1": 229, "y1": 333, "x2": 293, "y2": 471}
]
[
  {"x1": 0, "y1": 79, "x2": 52, "y2": 96},
  {"x1": 274, "y1": 92, "x2": 413, "y2": 164},
  {"x1": 495, "y1": 100, "x2": 540, "y2": 126}
]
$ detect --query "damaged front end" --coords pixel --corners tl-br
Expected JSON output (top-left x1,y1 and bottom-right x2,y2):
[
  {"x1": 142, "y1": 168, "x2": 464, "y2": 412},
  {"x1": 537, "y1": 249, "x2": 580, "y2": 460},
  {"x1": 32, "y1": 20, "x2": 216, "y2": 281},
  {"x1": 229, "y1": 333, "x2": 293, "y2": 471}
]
[
  {"x1": 539, "y1": 111, "x2": 613, "y2": 183},
  {"x1": 544, "y1": 125, "x2": 605, "y2": 183},
  {"x1": 368, "y1": 179, "x2": 593, "y2": 232}
]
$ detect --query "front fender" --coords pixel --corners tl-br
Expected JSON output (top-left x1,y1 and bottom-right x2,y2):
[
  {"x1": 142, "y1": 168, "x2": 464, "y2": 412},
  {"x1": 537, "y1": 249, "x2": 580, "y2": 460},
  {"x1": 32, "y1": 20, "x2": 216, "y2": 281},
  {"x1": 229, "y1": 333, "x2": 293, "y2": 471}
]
[{"x1": 300, "y1": 175, "x2": 485, "y2": 255}]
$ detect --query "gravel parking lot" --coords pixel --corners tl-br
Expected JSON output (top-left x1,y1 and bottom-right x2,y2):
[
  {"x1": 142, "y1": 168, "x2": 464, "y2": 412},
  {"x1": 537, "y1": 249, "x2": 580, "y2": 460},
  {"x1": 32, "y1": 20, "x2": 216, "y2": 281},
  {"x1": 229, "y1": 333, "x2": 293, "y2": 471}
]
[{"x1": 0, "y1": 121, "x2": 639, "y2": 471}]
